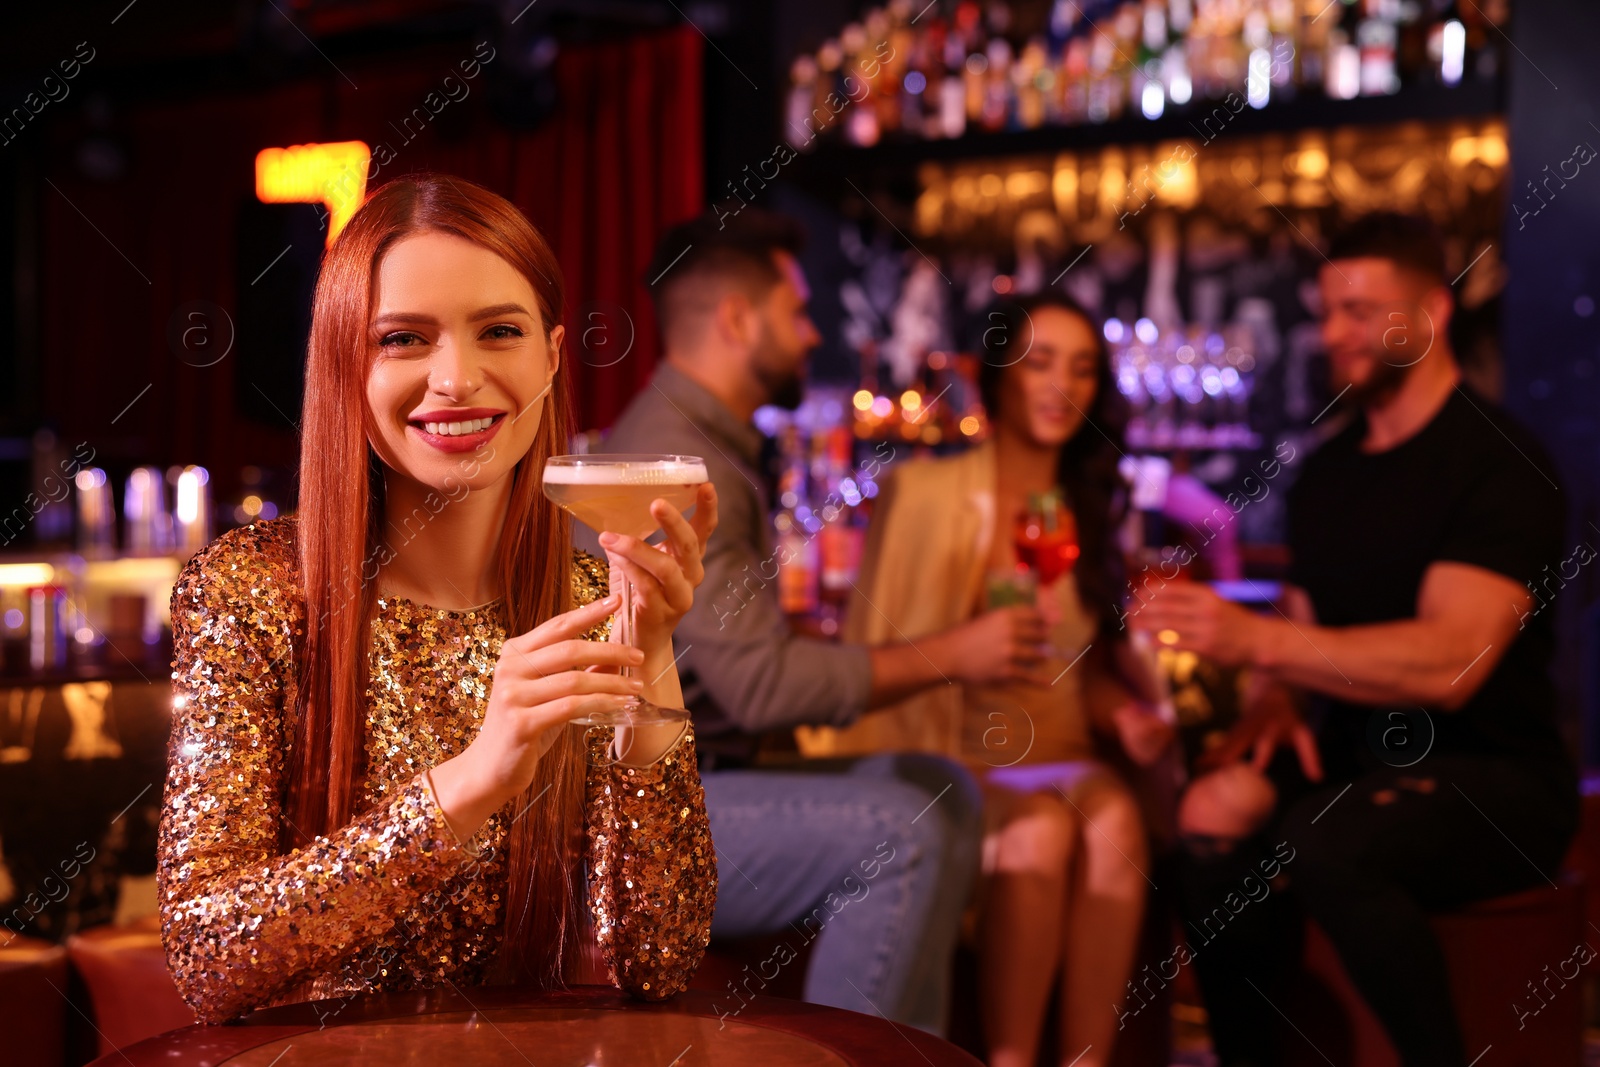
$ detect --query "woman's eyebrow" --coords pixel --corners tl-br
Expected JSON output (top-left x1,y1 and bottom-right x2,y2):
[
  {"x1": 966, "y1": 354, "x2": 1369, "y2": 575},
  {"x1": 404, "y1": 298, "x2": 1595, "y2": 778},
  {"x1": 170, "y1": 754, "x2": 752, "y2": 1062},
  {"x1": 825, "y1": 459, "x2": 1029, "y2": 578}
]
[
  {"x1": 469, "y1": 302, "x2": 533, "y2": 321},
  {"x1": 369, "y1": 304, "x2": 534, "y2": 332}
]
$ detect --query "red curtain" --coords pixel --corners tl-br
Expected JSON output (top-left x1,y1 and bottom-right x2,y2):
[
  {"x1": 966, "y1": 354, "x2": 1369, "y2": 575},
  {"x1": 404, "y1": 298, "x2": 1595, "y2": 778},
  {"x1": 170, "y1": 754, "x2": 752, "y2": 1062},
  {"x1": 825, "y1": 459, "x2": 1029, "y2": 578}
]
[{"x1": 37, "y1": 26, "x2": 703, "y2": 494}]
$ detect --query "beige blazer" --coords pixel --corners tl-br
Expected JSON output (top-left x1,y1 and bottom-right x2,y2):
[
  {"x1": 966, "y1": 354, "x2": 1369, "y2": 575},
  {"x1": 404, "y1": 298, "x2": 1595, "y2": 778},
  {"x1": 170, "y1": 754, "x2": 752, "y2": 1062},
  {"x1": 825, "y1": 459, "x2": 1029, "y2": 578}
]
[{"x1": 797, "y1": 441, "x2": 1005, "y2": 758}]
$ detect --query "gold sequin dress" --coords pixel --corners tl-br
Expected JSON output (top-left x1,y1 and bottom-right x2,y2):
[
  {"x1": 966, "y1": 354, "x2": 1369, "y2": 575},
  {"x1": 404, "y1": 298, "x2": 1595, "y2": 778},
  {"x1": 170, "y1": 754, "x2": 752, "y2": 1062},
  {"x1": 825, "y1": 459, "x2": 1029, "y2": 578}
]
[{"x1": 157, "y1": 518, "x2": 716, "y2": 1024}]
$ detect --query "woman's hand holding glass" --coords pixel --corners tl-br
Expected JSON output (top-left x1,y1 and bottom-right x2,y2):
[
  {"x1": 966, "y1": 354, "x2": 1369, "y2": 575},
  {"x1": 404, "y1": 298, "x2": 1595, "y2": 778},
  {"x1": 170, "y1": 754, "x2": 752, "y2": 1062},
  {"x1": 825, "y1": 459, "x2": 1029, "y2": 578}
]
[
  {"x1": 938, "y1": 604, "x2": 1055, "y2": 687},
  {"x1": 426, "y1": 593, "x2": 645, "y2": 844}
]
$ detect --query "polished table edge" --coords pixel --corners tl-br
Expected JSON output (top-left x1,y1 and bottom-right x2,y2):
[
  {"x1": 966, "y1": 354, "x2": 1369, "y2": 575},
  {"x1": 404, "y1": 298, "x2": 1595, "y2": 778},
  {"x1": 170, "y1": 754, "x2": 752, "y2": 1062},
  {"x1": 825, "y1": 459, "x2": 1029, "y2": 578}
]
[{"x1": 88, "y1": 984, "x2": 982, "y2": 1067}]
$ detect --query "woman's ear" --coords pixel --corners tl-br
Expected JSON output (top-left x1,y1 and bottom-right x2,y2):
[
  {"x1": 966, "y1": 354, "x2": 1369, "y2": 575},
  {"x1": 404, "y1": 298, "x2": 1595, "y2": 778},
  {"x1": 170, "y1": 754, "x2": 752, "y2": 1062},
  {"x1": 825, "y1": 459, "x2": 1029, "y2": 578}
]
[{"x1": 546, "y1": 323, "x2": 565, "y2": 380}]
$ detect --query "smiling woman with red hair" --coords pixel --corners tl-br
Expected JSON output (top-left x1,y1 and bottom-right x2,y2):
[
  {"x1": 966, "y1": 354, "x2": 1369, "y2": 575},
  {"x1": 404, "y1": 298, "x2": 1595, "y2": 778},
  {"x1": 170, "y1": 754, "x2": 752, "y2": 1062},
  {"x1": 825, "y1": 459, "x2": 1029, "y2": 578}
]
[{"x1": 157, "y1": 174, "x2": 718, "y2": 1023}]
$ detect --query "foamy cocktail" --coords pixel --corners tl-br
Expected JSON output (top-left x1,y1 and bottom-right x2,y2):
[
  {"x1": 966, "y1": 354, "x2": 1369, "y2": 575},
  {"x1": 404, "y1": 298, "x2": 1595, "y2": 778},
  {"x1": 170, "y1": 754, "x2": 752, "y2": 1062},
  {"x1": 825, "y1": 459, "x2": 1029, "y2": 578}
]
[
  {"x1": 541, "y1": 454, "x2": 708, "y2": 727},
  {"x1": 541, "y1": 456, "x2": 708, "y2": 540}
]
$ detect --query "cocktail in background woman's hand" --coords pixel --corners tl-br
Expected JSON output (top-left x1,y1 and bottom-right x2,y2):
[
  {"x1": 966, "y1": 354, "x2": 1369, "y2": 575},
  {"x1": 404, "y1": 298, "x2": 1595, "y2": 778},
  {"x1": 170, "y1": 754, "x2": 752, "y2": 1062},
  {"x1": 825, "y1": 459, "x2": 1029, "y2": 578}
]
[{"x1": 1013, "y1": 488, "x2": 1080, "y2": 588}]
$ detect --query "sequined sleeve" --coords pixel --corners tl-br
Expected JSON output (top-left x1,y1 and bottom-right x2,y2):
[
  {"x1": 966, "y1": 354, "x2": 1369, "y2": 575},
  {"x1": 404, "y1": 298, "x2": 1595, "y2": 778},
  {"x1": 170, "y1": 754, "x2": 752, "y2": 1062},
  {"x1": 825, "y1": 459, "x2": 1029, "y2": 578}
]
[
  {"x1": 571, "y1": 551, "x2": 717, "y2": 998},
  {"x1": 158, "y1": 524, "x2": 475, "y2": 1024}
]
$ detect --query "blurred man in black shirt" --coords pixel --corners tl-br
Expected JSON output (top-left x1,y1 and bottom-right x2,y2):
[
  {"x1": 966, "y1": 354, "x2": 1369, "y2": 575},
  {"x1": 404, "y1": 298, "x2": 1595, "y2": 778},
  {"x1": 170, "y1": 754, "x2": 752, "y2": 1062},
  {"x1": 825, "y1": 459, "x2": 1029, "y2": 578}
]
[{"x1": 1136, "y1": 213, "x2": 1578, "y2": 1067}]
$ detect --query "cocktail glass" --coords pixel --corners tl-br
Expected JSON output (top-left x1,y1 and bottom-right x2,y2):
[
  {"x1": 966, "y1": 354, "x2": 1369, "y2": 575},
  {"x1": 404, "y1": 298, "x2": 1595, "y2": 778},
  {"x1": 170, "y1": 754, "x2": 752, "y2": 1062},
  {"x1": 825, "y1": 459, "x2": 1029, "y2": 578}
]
[{"x1": 542, "y1": 454, "x2": 708, "y2": 726}]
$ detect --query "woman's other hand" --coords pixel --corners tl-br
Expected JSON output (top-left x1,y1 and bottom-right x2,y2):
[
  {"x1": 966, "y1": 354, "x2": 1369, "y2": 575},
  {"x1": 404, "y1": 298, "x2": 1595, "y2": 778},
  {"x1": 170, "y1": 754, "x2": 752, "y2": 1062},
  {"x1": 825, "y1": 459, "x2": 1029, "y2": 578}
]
[{"x1": 428, "y1": 593, "x2": 644, "y2": 841}]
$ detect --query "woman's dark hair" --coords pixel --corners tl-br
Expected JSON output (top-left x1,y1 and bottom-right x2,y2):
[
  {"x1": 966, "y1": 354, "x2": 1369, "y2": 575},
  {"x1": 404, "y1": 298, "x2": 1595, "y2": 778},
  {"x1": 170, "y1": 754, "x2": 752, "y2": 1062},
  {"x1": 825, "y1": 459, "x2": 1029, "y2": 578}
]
[{"x1": 978, "y1": 293, "x2": 1128, "y2": 639}]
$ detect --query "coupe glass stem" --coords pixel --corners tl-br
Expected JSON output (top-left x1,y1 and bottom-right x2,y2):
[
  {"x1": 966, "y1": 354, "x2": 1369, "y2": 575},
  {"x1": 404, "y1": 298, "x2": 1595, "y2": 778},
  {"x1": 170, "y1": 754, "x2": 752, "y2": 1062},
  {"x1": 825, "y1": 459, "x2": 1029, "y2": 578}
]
[{"x1": 617, "y1": 568, "x2": 639, "y2": 682}]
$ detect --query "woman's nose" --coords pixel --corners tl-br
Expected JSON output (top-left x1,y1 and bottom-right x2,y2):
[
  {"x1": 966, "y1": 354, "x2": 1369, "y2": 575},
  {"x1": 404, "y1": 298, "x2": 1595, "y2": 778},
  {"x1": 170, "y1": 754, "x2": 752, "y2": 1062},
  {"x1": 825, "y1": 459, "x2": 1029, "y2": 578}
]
[
  {"x1": 429, "y1": 339, "x2": 480, "y2": 398},
  {"x1": 1052, "y1": 363, "x2": 1076, "y2": 396}
]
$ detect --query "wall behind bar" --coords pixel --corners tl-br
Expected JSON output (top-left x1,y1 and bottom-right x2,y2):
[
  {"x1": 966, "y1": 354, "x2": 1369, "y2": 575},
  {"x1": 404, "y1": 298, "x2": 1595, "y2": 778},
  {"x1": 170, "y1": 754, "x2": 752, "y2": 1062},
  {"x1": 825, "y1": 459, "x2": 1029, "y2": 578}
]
[
  {"x1": 1502, "y1": 0, "x2": 1600, "y2": 761},
  {"x1": 24, "y1": 26, "x2": 703, "y2": 509}
]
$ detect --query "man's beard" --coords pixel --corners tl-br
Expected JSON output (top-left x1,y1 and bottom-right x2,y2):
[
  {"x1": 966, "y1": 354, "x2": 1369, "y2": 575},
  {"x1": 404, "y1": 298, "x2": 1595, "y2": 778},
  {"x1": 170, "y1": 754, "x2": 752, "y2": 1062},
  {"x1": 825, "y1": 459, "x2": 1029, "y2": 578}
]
[
  {"x1": 752, "y1": 331, "x2": 806, "y2": 410},
  {"x1": 1342, "y1": 354, "x2": 1413, "y2": 407}
]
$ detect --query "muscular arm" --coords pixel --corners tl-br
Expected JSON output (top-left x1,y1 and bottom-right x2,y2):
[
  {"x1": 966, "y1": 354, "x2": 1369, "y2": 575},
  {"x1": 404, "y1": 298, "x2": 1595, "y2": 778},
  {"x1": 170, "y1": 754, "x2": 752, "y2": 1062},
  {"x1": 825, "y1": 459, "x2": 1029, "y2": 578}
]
[
  {"x1": 1140, "y1": 563, "x2": 1531, "y2": 711},
  {"x1": 1257, "y1": 563, "x2": 1529, "y2": 709}
]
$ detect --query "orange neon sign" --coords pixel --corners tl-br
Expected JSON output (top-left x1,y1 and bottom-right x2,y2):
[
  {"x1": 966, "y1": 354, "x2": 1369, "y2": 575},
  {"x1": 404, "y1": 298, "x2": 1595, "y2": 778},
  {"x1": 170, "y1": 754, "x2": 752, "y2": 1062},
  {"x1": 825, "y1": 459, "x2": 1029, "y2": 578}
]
[{"x1": 254, "y1": 141, "x2": 371, "y2": 246}]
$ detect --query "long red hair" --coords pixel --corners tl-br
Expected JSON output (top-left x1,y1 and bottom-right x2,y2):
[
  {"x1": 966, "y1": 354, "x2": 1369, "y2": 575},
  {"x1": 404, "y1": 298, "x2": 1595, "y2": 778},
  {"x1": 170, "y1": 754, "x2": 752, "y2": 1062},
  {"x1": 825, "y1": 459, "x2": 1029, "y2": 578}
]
[{"x1": 290, "y1": 173, "x2": 584, "y2": 986}]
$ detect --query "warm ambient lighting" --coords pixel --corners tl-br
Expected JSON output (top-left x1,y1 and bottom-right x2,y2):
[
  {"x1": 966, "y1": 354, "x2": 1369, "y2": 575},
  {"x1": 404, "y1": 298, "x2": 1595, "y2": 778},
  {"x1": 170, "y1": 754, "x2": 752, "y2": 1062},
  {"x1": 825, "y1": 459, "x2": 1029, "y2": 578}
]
[
  {"x1": 255, "y1": 141, "x2": 372, "y2": 246},
  {"x1": 0, "y1": 564, "x2": 55, "y2": 588}
]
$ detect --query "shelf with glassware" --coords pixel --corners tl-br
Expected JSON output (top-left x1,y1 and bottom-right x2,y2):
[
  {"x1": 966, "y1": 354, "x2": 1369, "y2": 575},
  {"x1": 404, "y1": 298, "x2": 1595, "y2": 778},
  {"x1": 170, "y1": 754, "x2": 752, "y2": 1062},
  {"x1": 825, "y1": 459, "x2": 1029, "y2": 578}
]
[
  {"x1": 0, "y1": 460, "x2": 260, "y2": 683},
  {"x1": 792, "y1": 77, "x2": 1499, "y2": 179}
]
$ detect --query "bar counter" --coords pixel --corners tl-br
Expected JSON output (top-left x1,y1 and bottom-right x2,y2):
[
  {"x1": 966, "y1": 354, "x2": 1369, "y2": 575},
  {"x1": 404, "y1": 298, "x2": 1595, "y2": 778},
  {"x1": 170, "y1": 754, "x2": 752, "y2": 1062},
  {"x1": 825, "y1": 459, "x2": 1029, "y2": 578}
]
[{"x1": 89, "y1": 984, "x2": 982, "y2": 1067}]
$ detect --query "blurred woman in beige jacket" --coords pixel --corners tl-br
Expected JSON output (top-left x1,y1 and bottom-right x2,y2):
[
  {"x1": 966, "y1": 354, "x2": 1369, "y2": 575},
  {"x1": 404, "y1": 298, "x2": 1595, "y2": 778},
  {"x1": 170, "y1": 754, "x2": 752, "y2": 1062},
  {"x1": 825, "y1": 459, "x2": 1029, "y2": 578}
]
[{"x1": 800, "y1": 295, "x2": 1173, "y2": 1067}]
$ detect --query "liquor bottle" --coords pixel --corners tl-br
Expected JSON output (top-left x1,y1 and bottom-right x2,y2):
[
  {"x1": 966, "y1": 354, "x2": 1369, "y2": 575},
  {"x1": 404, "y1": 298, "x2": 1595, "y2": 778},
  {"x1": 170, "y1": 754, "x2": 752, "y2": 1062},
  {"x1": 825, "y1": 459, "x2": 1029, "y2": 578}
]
[
  {"x1": 775, "y1": 510, "x2": 819, "y2": 616},
  {"x1": 940, "y1": 47, "x2": 968, "y2": 137},
  {"x1": 1047, "y1": 0, "x2": 1078, "y2": 56},
  {"x1": 1325, "y1": 0, "x2": 1362, "y2": 99},
  {"x1": 1393, "y1": 0, "x2": 1430, "y2": 86},
  {"x1": 981, "y1": 36, "x2": 1012, "y2": 131},
  {"x1": 1267, "y1": 0, "x2": 1298, "y2": 97},
  {"x1": 870, "y1": 6, "x2": 908, "y2": 137},
  {"x1": 1061, "y1": 33, "x2": 1092, "y2": 123},
  {"x1": 1297, "y1": 0, "x2": 1330, "y2": 93},
  {"x1": 1016, "y1": 37, "x2": 1050, "y2": 128},
  {"x1": 1356, "y1": 1, "x2": 1399, "y2": 95},
  {"x1": 1135, "y1": 0, "x2": 1168, "y2": 119},
  {"x1": 1086, "y1": 25, "x2": 1118, "y2": 122},
  {"x1": 910, "y1": 16, "x2": 945, "y2": 137},
  {"x1": 1162, "y1": 0, "x2": 1194, "y2": 107},
  {"x1": 1243, "y1": 6, "x2": 1271, "y2": 108},
  {"x1": 787, "y1": 55, "x2": 819, "y2": 148},
  {"x1": 1426, "y1": 1, "x2": 1468, "y2": 86},
  {"x1": 774, "y1": 428, "x2": 819, "y2": 616},
  {"x1": 1169, "y1": 0, "x2": 1195, "y2": 38},
  {"x1": 839, "y1": 22, "x2": 880, "y2": 145},
  {"x1": 816, "y1": 425, "x2": 863, "y2": 594},
  {"x1": 815, "y1": 37, "x2": 843, "y2": 124}
]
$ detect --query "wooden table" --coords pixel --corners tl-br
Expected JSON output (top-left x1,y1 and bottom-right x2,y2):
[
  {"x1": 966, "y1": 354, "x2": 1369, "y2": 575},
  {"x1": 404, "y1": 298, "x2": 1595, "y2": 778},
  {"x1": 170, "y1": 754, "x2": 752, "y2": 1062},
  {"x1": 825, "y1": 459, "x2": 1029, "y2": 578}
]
[{"x1": 90, "y1": 984, "x2": 983, "y2": 1066}]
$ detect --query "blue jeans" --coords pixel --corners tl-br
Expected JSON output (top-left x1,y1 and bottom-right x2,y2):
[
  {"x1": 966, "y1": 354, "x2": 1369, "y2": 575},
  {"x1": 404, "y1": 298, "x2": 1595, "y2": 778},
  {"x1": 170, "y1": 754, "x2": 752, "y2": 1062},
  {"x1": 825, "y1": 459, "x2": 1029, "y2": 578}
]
[{"x1": 701, "y1": 753, "x2": 982, "y2": 1035}]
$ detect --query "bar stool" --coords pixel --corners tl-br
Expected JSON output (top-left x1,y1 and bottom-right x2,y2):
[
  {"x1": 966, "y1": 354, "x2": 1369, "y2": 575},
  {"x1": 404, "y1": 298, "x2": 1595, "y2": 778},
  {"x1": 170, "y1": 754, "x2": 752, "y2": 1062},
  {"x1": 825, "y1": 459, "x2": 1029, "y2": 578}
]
[
  {"x1": 0, "y1": 932, "x2": 69, "y2": 1067},
  {"x1": 1288, "y1": 874, "x2": 1585, "y2": 1067},
  {"x1": 66, "y1": 915, "x2": 194, "y2": 1058}
]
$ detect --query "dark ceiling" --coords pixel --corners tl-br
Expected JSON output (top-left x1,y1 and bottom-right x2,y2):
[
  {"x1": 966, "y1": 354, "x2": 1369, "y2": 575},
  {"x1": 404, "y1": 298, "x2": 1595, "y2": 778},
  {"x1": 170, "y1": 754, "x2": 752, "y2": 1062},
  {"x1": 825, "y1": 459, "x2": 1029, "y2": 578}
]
[{"x1": 0, "y1": 0, "x2": 691, "y2": 106}]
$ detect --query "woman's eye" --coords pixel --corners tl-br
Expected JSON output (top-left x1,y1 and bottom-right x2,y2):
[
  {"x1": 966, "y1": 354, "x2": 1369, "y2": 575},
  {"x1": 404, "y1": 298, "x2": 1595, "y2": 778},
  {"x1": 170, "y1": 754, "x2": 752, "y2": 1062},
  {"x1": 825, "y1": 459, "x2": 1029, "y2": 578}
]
[
  {"x1": 378, "y1": 332, "x2": 425, "y2": 349},
  {"x1": 483, "y1": 324, "x2": 525, "y2": 341}
]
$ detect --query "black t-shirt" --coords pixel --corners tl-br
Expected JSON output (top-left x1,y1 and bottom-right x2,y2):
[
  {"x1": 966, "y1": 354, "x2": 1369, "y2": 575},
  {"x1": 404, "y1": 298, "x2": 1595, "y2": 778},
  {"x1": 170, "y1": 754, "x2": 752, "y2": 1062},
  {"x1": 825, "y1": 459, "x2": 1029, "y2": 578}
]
[{"x1": 1286, "y1": 386, "x2": 1571, "y2": 777}]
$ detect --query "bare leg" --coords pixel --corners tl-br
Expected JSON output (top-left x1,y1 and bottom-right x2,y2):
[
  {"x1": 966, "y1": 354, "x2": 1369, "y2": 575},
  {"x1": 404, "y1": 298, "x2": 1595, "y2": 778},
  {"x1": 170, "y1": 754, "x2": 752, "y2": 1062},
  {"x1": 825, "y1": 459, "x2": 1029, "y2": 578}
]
[
  {"x1": 980, "y1": 790, "x2": 1077, "y2": 1067},
  {"x1": 1058, "y1": 777, "x2": 1149, "y2": 1067}
]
